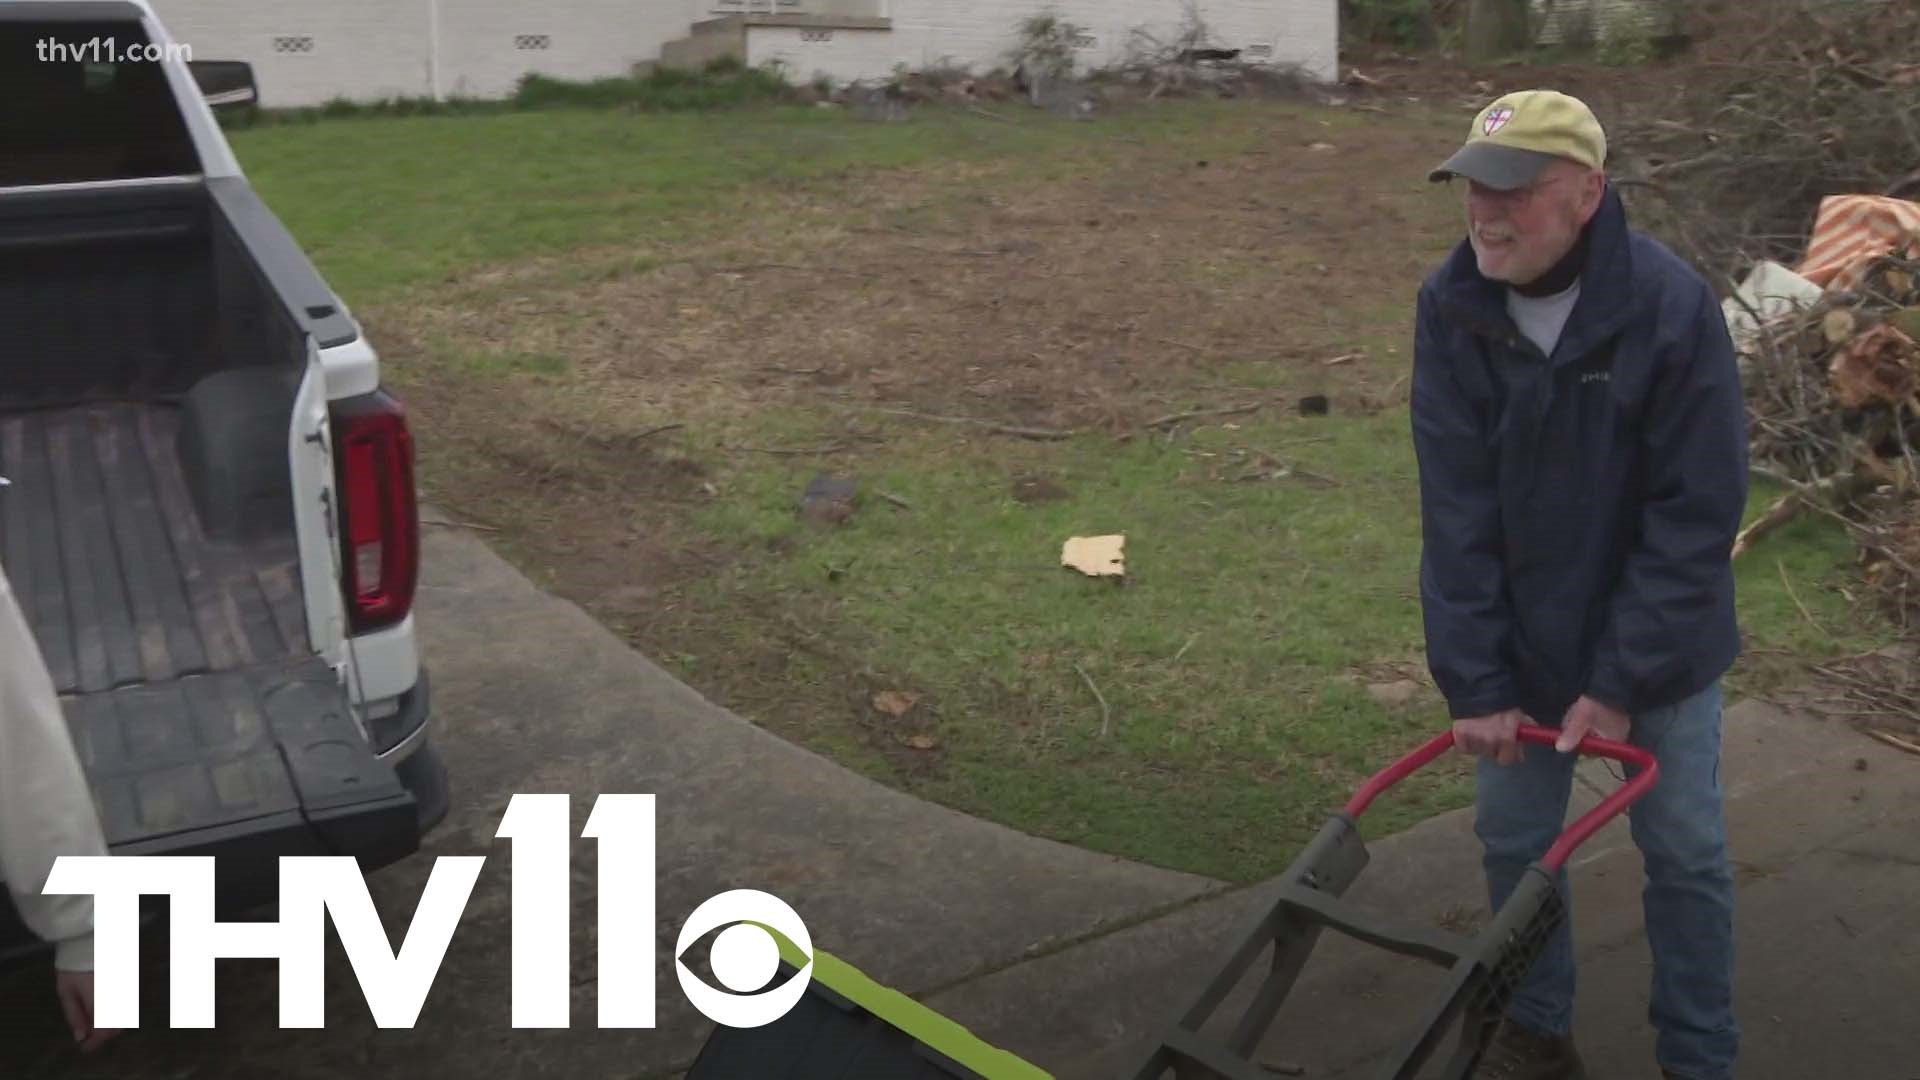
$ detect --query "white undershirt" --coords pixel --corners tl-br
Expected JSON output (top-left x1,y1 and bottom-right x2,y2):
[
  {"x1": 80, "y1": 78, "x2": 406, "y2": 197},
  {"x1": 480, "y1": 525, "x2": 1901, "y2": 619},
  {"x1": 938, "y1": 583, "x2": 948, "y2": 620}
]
[{"x1": 1506, "y1": 279, "x2": 1582, "y2": 359}]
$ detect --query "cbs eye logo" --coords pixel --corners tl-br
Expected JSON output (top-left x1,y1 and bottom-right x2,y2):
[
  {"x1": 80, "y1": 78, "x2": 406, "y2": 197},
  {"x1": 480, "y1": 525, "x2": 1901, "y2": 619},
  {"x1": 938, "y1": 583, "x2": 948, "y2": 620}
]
[{"x1": 675, "y1": 889, "x2": 814, "y2": 1027}]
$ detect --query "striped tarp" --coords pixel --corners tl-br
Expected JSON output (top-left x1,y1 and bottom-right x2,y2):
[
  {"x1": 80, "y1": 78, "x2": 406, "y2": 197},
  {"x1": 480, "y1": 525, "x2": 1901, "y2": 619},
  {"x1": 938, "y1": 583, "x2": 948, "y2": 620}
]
[{"x1": 1796, "y1": 194, "x2": 1920, "y2": 293}]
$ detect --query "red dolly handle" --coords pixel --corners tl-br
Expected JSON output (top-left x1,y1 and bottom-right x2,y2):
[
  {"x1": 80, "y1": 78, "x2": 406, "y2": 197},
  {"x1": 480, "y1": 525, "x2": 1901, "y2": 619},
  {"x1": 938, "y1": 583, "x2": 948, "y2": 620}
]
[{"x1": 1343, "y1": 724, "x2": 1658, "y2": 873}]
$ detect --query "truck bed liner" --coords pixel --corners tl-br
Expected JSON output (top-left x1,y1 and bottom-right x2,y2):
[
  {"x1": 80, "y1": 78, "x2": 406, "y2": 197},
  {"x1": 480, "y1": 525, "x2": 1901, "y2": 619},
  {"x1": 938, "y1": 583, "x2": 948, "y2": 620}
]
[
  {"x1": 0, "y1": 402, "x2": 415, "y2": 857},
  {"x1": 0, "y1": 401, "x2": 307, "y2": 697},
  {"x1": 65, "y1": 655, "x2": 415, "y2": 854}
]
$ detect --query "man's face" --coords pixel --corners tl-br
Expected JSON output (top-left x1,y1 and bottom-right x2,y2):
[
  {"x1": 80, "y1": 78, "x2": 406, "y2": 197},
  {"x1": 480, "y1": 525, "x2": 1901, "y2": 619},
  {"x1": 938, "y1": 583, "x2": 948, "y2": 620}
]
[{"x1": 1464, "y1": 163, "x2": 1603, "y2": 285}]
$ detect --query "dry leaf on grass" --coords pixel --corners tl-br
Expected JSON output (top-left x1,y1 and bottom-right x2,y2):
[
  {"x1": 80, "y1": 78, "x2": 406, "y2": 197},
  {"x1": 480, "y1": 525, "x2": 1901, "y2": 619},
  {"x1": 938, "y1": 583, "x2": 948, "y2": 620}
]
[
  {"x1": 1062, "y1": 534, "x2": 1126, "y2": 578},
  {"x1": 901, "y1": 734, "x2": 940, "y2": 751},
  {"x1": 871, "y1": 690, "x2": 917, "y2": 717}
]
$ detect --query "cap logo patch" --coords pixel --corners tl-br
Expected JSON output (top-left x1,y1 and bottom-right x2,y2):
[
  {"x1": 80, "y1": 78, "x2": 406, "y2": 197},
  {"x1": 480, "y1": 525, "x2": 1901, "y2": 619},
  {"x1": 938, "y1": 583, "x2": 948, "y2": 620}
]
[{"x1": 1483, "y1": 105, "x2": 1514, "y2": 135}]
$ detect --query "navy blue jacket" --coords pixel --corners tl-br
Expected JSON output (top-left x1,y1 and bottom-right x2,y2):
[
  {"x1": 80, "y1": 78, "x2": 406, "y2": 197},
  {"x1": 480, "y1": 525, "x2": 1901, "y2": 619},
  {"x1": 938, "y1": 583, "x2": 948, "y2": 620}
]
[{"x1": 1411, "y1": 186, "x2": 1748, "y2": 725}]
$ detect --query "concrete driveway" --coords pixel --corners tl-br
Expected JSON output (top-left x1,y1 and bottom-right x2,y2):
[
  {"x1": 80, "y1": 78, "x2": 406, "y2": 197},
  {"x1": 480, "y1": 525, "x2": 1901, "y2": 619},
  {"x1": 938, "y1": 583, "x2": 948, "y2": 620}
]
[
  {"x1": 5, "y1": 521, "x2": 1916, "y2": 1079},
  {"x1": 1, "y1": 521, "x2": 1215, "y2": 1079},
  {"x1": 930, "y1": 699, "x2": 1920, "y2": 1079}
]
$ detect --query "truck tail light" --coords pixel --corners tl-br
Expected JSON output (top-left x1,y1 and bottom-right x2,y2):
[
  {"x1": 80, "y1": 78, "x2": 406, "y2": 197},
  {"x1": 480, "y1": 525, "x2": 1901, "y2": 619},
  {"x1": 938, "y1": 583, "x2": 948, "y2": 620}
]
[{"x1": 330, "y1": 389, "x2": 419, "y2": 635}]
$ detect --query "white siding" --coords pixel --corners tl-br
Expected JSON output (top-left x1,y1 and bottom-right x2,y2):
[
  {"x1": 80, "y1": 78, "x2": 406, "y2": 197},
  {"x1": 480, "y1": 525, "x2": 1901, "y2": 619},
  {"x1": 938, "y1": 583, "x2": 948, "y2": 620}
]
[
  {"x1": 150, "y1": 0, "x2": 700, "y2": 107},
  {"x1": 747, "y1": 0, "x2": 1337, "y2": 86}
]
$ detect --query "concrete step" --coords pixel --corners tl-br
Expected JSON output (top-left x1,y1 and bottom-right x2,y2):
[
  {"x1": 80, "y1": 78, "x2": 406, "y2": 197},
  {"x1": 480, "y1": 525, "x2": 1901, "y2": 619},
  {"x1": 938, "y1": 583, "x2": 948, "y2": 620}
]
[
  {"x1": 660, "y1": 22, "x2": 746, "y2": 73},
  {"x1": 663, "y1": 12, "x2": 892, "y2": 73}
]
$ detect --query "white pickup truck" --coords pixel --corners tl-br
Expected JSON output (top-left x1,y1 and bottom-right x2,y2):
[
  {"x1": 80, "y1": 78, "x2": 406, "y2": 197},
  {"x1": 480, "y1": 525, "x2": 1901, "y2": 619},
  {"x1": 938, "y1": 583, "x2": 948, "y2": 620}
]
[{"x1": 0, "y1": 0, "x2": 444, "y2": 961}]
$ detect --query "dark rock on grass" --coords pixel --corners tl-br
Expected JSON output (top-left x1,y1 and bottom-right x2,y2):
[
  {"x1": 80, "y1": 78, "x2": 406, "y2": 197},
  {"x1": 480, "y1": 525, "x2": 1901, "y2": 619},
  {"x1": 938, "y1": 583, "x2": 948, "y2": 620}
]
[
  {"x1": 800, "y1": 473, "x2": 860, "y2": 525},
  {"x1": 1012, "y1": 473, "x2": 1071, "y2": 504}
]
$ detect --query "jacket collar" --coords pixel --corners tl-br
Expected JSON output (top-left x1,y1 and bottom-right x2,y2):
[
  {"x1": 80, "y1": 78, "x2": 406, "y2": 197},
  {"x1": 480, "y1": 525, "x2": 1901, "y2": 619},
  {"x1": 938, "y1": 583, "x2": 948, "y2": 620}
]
[{"x1": 1434, "y1": 184, "x2": 1639, "y2": 365}]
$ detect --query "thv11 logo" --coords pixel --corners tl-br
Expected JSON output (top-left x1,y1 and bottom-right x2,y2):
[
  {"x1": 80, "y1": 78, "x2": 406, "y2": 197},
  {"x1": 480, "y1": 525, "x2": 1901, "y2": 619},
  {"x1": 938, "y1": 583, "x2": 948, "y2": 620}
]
[{"x1": 44, "y1": 795, "x2": 812, "y2": 1031}]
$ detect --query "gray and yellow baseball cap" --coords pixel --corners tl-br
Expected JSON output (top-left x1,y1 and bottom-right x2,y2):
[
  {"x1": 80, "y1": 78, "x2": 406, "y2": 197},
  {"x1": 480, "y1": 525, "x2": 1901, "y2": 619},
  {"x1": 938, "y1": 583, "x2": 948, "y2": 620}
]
[{"x1": 1429, "y1": 89, "x2": 1607, "y2": 190}]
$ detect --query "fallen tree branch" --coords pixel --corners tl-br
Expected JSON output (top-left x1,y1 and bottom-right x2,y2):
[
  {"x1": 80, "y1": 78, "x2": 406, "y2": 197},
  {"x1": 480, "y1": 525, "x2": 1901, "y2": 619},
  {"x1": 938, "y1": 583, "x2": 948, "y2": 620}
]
[
  {"x1": 1285, "y1": 463, "x2": 1341, "y2": 487},
  {"x1": 906, "y1": 244, "x2": 1016, "y2": 259},
  {"x1": 538, "y1": 418, "x2": 685, "y2": 451},
  {"x1": 726, "y1": 442, "x2": 850, "y2": 455},
  {"x1": 1777, "y1": 559, "x2": 1825, "y2": 634},
  {"x1": 1849, "y1": 689, "x2": 1920, "y2": 725},
  {"x1": 420, "y1": 514, "x2": 501, "y2": 533},
  {"x1": 1145, "y1": 402, "x2": 1263, "y2": 429},
  {"x1": 630, "y1": 422, "x2": 686, "y2": 443},
  {"x1": 868, "y1": 407, "x2": 1076, "y2": 441},
  {"x1": 1172, "y1": 632, "x2": 1199, "y2": 664},
  {"x1": 1811, "y1": 664, "x2": 1920, "y2": 727},
  {"x1": 1733, "y1": 470, "x2": 1873, "y2": 558},
  {"x1": 1733, "y1": 493, "x2": 1803, "y2": 560},
  {"x1": 716, "y1": 263, "x2": 877, "y2": 279},
  {"x1": 1074, "y1": 663, "x2": 1112, "y2": 738},
  {"x1": 1868, "y1": 729, "x2": 1920, "y2": 756},
  {"x1": 1152, "y1": 336, "x2": 1209, "y2": 354}
]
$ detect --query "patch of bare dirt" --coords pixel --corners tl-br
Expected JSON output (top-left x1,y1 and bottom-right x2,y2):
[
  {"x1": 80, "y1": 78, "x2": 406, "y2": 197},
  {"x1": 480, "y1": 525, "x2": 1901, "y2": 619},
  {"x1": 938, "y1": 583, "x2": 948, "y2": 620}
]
[
  {"x1": 371, "y1": 102, "x2": 1470, "y2": 752},
  {"x1": 377, "y1": 105, "x2": 1460, "y2": 441}
]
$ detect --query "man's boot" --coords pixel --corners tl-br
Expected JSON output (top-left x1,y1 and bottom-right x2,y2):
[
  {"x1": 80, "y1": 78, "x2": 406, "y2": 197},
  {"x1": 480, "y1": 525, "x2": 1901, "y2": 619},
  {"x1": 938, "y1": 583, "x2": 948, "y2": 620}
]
[{"x1": 1475, "y1": 1019, "x2": 1590, "y2": 1079}]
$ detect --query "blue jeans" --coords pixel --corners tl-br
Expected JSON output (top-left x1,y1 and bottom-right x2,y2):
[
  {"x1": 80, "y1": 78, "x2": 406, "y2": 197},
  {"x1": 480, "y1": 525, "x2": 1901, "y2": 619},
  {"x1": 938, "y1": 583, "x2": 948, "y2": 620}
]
[{"x1": 1474, "y1": 681, "x2": 1738, "y2": 1079}]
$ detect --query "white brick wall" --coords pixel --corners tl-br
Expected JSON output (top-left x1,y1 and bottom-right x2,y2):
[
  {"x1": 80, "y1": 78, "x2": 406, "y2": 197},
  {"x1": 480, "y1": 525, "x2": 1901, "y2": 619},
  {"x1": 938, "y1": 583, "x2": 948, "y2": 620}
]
[
  {"x1": 150, "y1": 0, "x2": 701, "y2": 107},
  {"x1": 747, "y1": 0, "x2": 1337, "y2": 86},
  {"x1": 434, "y1": 0, "x2": 694, "y2": 101},
  {"x1": 1531, "y1": 0, "x2": 1676, "y2": 45},
  {"x1": 155, "y1": 0, "x2": 436, "y2": 105},
  {"x1": 148, "y1": 0, "x2": 1333, "y2": 107}
]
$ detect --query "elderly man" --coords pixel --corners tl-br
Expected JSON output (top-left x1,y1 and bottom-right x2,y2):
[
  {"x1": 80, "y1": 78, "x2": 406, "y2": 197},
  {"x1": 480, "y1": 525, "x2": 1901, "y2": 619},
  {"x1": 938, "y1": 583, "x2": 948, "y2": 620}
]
[
  {"x1": 1411, "y1": 90, "x2": 1747, "y2": 1079},
  {"x1": 1, "y1": 565, "x2": 118, "y2": 1053}
]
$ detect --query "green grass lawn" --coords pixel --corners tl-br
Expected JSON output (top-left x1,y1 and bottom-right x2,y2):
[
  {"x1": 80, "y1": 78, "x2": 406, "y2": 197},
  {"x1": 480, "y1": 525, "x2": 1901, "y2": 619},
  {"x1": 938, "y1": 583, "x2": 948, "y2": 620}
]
[
  {"x1": 672, "y1": 410, "x2": 1885, "y2": 881},
  {"x1": 233, "y1": 99, "x2": 1295, "y2": 303},
  {"x1": 231, "y1": 98, "x2": 1897, "y2": 883},
  {"x1": 684, "y1": 410, "x2": 1466, "y2": 878}
]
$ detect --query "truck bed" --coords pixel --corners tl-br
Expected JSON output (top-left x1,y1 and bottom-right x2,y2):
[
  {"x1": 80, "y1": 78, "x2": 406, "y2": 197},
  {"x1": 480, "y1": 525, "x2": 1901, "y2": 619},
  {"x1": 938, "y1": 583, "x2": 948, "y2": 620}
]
[
  {"x1": 0, "y1": 402, "x2": 306, "y2": 697},
  {"x1": 0, "y1": 42, "x2": 438, "y2": 964},
  {"x1": 0, "y1": 403, "x2": 414, "y2": 861}
]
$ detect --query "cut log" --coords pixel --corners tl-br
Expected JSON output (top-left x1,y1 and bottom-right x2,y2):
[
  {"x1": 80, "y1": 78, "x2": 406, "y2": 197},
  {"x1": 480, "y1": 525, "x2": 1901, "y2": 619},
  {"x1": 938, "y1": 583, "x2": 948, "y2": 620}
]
[{"x1": 1732, "y1": 492, "x2": 1801, "y2": 559}]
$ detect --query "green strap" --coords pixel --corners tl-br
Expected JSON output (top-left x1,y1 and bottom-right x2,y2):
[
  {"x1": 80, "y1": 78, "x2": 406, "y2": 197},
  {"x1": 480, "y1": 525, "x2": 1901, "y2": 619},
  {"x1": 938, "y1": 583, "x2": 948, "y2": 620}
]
[{"x1": 762, "y1": 927, "x2": 1054, "y2": 1079}]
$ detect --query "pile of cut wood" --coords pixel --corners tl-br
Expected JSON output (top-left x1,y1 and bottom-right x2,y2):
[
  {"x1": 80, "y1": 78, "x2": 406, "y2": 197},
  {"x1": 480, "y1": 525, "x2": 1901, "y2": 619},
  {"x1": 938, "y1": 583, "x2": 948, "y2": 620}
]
[{"x1": 1732, "y1": 241, "x2": 1919, "y2": 630}]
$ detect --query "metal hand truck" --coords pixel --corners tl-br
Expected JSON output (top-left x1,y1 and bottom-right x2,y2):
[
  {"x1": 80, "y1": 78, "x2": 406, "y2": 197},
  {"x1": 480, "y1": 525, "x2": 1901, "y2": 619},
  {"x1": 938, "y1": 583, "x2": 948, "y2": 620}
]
[{"x1": 1129, "y1": 724, "x2": 1658, "y2": 1080}]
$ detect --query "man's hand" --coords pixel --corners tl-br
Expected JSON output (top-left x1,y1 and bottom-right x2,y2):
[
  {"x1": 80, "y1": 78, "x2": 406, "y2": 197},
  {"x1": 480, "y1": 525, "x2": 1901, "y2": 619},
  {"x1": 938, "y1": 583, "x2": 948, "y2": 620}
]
[
  {"x1": 1556, "y1": 695, "x2": 1630, "y2": 753},
  {"x1": 1454, "y1": 708, "x2": 1527, "y2": 766},
  {"x1": 55, "y1": 969, "x2": 119, "y2": 1053}
]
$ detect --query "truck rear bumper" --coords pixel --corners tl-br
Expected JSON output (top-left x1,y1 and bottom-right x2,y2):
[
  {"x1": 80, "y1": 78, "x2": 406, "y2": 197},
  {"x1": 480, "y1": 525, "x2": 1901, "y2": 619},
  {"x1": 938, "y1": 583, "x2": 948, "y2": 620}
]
[{"x1": 381, "y1": 670, "x2": 449, "y2": 835}]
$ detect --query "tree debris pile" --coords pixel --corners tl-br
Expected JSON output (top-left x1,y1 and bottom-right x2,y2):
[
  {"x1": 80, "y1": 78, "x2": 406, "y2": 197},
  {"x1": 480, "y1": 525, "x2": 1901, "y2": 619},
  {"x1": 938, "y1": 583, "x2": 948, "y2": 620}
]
[
  {"x1": 1812, "y1": 648, "x2": 1920, "y2": 743},
  {"x1": 1619, "y1": 0, "x2": 1920, "y2": 630},
  {"x1": 1618, "y1": 0, "x2": 1920, "y2": 284},
  {"x1": 1734, "y1": 244, "x2": 1920, "y2": 629},
  {"x1": 834, "y1": 8, "x2": 1326, "y2": 121},
  {"x1": 854, "y1": 53, "x2": 1320, "y2": 117}
]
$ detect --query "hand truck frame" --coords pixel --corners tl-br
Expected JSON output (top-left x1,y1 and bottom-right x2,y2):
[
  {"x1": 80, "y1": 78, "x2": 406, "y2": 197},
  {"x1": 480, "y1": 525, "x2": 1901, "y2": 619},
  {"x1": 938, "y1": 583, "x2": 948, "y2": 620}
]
[{"x1": 1128, "y1": 724, "x2": 1659, "y2": 1080}]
